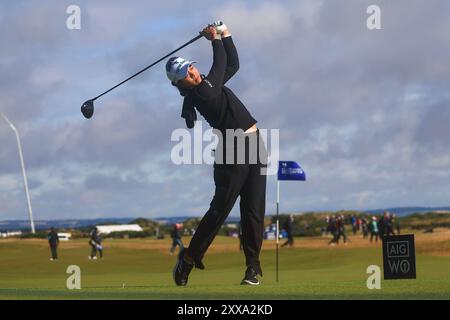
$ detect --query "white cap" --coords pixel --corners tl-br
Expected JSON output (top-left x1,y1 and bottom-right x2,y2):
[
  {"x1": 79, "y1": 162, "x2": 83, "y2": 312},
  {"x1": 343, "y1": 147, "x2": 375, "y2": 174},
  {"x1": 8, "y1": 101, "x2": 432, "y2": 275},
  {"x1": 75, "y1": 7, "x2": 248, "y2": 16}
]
[{"x1": 166, "y1": 56, "x2": 196, "y2": 83}]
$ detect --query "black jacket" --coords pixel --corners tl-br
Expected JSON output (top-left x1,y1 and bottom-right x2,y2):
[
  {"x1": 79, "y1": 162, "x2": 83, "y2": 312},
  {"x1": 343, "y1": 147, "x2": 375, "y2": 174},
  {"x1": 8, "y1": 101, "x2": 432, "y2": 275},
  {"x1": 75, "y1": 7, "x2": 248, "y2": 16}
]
[
  {"x1": 48, "y1": 230, "x2": 59, "y2": 246},
  {"x1": 182, "y1": 37, "x2": 256, "y2": 132},
  {"x1": 283, "y1": 220, "x2": 293, "y2": 234}
]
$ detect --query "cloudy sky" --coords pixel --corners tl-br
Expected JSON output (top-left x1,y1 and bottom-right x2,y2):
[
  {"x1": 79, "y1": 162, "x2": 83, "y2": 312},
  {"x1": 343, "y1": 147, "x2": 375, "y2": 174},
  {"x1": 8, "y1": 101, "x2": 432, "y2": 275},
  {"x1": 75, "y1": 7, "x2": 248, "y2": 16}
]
[{"x1": 0, "y1": 0, "x2": 449, "y2": 221}]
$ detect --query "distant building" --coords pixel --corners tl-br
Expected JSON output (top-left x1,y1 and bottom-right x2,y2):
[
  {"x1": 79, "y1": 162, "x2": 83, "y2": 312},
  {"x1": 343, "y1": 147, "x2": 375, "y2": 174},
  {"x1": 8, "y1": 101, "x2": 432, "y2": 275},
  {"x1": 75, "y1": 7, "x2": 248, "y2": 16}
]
[
  {"x1": 96, "y1": 224, "x2": 143, "y2": 235},
  {"x1": 432, "y1": 211, "x2": 450, "y2": 214},
  {"x1": 0, "y1": 231, "x2": 23, "y2": 238},
  {"x1": 57, "y1": 233, "x2": 72, "y2": 241}
]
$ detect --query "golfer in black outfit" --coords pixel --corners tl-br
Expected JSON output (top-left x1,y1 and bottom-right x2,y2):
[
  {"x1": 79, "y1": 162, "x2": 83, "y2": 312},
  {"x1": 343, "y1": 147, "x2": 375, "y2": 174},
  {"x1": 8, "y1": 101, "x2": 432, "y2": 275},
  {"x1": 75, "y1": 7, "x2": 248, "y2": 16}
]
[
  {"x1": 48, "y1": 227, "x2": 59, "y2": 260},
  {"x1": 168, "y1": 22, "x2": 267, "y2": 286}
]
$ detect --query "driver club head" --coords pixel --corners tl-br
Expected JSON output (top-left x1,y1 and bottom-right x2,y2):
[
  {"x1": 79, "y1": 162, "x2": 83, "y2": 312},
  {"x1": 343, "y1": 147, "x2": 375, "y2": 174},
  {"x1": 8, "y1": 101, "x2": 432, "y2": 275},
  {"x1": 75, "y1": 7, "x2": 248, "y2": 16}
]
[{"x1": 81, "y1": 99, "x2": 94, "y2": 119}]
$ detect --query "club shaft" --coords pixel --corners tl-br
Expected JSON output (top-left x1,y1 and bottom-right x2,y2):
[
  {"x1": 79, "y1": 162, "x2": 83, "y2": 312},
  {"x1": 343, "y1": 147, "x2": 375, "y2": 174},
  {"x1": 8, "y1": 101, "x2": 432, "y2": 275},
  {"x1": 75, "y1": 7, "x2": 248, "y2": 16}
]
[{"x1": 93, "y1": 34, "x2": 203, "y2": 101}]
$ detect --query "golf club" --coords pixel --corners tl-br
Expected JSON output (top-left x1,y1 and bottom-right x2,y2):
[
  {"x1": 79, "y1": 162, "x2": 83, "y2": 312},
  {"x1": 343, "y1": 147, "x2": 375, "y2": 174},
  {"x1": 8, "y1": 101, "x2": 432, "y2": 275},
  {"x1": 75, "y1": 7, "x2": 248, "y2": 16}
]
[{"x1": 81, "y1": 33, "x2": 203, "y2": 119}]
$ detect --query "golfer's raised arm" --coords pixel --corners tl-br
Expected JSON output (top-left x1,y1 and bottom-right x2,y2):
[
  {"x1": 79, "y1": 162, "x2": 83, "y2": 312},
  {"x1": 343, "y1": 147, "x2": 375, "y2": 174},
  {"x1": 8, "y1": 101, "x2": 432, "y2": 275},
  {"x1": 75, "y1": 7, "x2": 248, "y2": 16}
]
[
  {"x1": 221, "y1": 29, "x2": 239, "y2": 84},
  {"x1": 196, "y1": 27, "x2": 227, "y2": 99}
]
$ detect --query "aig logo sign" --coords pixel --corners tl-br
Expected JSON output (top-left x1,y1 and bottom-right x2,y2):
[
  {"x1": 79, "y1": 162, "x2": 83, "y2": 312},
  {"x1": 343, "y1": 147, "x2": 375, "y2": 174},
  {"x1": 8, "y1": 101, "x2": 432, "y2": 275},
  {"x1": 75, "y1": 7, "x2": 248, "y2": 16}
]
[
  {"x1": 387, "y1": 241, "x2": 409, "y2": 258},
  {"x1": 382, "y1": 235, "x2": 416, "y2": 279}
]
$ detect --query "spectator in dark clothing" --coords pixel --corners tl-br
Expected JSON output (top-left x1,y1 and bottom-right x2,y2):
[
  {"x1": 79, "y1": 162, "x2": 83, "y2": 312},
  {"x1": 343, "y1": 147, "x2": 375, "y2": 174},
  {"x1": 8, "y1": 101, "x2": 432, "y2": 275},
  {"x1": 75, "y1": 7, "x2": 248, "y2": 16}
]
[
  {"x1": 47, "y1": 227, "x2": 59, "y2": 261},
  {"x1": 170, "y1": 224, "x2": 184, "y2": 255},
  {"x1": 281, "y1": 215, "x2": 294, "y2": 248},
  {"x1": 379, "y1": 211, "x2": 394, "y2": 238},
  {"x1": 335, "y1": 215, "x2": 348, "y2": 244},
  {"x1": 89, "y1": 227, "x2": 103, "y2": 260},
  {"x1": 361, "y1": 218, "x2": 369, "y2": 239},
  {"x1": 386, "y1": 213, "x2": 396, "y2": 236},
  {"x1": 328, "y1": 216, "x2": 338, "y2": 245},
  {"x1": 379, "y1": 211, "x2": 395, "y2": 237}
]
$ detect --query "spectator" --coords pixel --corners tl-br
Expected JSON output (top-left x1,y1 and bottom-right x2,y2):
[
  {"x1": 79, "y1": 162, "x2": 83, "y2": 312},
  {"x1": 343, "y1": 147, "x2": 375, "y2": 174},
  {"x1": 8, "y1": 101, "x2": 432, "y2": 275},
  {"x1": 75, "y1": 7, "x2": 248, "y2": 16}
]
[
  {"x1": 281, "y1": 215, "x2": 294, "y2": 248},
  {"x1": 361, "y1": 218, "x2": 369, "y2": 239},
  {"x1": 369, "y1": 216, "x2": 379, "y2": 243},
  {"x1": 336, "y1": 215, "x2": 348, "y2": 244},
  {"x1": 47, "y1": 227, "x2": 59, "y2": 261},
  {"x1": 385, "y1": 212, "x2": 396, "y2": 236},
  {"x1": 328, "y1": 216, "x2": 338, "y2": 245},
  {"x1": 89, "y1": 227, "x2": 103, "y2": 260},
  {"x1": 379, "y1": 211, "x2": 393, "y2": 238},
  {"x1": 170, "y1": 223, "x2": 184, "y2": 255}
]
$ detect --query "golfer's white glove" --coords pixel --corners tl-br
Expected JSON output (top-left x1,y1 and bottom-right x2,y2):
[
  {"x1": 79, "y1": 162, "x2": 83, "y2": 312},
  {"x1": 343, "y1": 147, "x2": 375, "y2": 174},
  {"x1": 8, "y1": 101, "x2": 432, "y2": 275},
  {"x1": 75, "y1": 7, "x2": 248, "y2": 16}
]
[{"x1": 212, "y1": 20, "x2": 227, "y2": 34}]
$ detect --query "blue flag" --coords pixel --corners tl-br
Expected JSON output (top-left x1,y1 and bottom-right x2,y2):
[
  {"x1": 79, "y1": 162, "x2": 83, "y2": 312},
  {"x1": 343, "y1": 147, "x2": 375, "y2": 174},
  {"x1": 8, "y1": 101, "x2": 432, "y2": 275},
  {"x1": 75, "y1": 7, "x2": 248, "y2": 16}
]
[{"x1": 277, "y1": 161, "x2": 306, "y2": 181}]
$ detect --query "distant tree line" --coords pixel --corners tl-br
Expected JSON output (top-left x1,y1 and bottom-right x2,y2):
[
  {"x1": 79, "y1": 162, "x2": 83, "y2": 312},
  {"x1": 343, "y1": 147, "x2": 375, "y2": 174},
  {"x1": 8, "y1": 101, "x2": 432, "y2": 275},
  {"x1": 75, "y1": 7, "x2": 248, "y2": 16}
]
[{"x1": 4, "y1": 211, "x2": 450, "y2": 239}]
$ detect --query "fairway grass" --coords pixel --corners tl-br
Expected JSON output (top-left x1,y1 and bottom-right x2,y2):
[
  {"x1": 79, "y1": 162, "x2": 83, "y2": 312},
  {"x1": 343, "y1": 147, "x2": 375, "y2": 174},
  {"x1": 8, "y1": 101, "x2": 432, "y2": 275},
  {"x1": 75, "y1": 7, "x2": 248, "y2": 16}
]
[{"x1": 1, "y1": 235, "x2": 449, "y2": 299}]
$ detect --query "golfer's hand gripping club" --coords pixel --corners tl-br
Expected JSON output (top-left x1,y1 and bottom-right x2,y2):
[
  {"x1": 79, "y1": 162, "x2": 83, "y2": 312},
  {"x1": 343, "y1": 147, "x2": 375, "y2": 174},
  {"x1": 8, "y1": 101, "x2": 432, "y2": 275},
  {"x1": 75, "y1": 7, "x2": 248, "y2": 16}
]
[
  {"x1": 212, "y1": 20, "x2": 227, "y2": 35},
  {"x1": 200, "y1": 25, "x2": 219, "y2": 41}
]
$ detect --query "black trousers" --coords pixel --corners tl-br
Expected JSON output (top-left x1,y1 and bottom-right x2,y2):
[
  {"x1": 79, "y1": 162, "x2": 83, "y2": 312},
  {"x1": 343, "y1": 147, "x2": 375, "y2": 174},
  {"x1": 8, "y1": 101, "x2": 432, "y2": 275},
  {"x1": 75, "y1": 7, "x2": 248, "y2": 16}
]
[
  {"x1": 187, "y1": 130, "x2": 267, "y2": 275},
  {"x1": 336, "y1": 230, "x2": 347, "y2": 243},
  {"x1": 50, "y1": 245, "x2": 58, "y2": 259},
  {"x1": 282, "y1": 234, "x2": 294, "y2": 247},
  {"x1": 370, "y1": 232, "x2": 378, "y2": 242}
]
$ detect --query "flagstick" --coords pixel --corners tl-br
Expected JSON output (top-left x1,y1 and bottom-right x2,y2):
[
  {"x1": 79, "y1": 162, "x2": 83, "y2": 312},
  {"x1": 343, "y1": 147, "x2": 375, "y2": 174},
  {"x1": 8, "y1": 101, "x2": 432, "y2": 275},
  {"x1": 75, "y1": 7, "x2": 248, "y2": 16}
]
[
  {"x1": 276, "y1": 180, "x2": 280, "y2": 283},
  {"x1": 275, "y1": 161, "x2": 305, "y2": 283}
]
